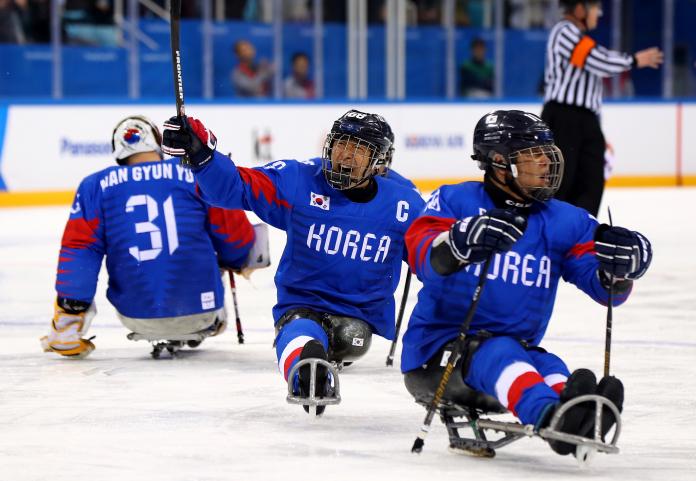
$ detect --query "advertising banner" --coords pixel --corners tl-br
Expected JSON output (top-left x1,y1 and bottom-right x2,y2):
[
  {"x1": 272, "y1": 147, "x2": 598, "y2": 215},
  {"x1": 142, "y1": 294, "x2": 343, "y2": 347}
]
[{"x1": 0, "y1": 102, "x2": 691, "y2": 198}]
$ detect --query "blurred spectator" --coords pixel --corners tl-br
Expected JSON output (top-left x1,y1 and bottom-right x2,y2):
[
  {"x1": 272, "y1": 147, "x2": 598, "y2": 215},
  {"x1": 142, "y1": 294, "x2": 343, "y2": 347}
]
[
  {"x1": 231, "y1": 39, "x2": 274, "y2": 98},
  {"x1": 284, "y1": 52, "x2": 314, "y2": 99},
  {"x1": 459, "y1": 37, "x2": 494, "y2": 98},
  {"x1": 0, "y1": 0, "x2": 27, "y2": 44}
]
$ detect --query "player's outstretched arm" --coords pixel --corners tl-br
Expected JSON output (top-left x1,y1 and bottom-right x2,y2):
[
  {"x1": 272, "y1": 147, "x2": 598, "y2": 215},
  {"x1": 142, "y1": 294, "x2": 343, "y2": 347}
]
[
  {"x1": 163, "y1": 116, "x2": 292, "y2": 229},
  {"x1": 41, "y1": 298, "x2": 96, "y2": 359}
]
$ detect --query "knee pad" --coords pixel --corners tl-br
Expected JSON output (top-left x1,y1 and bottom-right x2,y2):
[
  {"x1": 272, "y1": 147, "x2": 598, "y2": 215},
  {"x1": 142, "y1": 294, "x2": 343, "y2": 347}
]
[{"x1": 327, "y1": 317, "x2": 372, "y2": 362}]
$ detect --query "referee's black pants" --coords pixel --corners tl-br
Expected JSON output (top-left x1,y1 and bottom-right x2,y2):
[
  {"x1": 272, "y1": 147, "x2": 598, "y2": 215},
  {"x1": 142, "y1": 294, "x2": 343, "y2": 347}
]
[{"x1": 541, "y1": 101, "x2": 606, "y2": 216}]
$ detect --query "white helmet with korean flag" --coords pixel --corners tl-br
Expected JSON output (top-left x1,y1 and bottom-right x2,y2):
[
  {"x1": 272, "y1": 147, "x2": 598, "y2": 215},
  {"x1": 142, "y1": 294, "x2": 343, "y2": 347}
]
[{"x1": 111, "y1": 115, "x2": 163, "y2": 165}]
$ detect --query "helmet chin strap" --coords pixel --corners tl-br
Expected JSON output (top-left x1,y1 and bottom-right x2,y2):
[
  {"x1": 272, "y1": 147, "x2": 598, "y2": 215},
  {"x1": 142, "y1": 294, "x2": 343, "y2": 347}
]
[{"x1": 487, "y1": 166, "x2": 533, "y2": 205}]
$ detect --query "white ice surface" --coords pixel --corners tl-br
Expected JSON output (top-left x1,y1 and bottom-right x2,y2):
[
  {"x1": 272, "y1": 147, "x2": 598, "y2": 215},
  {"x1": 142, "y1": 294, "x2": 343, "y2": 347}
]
[{"x1": 1, "y1": 188, "x2": 695, "y2": 481}]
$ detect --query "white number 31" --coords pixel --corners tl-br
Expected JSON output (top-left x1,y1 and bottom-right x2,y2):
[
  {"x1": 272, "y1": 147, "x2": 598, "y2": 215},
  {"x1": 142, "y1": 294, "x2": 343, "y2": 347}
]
[{"x1": 126, "y1": 194, "x2": 179, "y2": 262}]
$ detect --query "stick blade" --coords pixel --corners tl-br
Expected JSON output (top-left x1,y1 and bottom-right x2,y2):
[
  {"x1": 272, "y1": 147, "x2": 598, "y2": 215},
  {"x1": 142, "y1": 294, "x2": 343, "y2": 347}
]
[{"x1": 411, "y1": 438, "x2": 424, "y2": 453}]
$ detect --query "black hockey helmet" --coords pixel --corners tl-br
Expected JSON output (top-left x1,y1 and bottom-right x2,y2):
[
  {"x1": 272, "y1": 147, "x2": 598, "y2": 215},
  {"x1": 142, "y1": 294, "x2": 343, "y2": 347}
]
[
  {"x1": 472, "y1": 110, "x2": 564, "y2": 202},
  {"x1": 322, "y1": 110, "x2": 394, "y2": 189},
  {"x1": 378, "y1": 120, "x2": 395, "y2": 176}
]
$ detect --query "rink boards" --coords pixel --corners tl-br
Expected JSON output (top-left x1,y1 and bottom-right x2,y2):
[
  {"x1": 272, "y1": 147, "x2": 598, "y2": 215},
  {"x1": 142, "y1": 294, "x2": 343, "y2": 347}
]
[{"x1": 0, "y1": 101, "x2": 694, "y2": 206}]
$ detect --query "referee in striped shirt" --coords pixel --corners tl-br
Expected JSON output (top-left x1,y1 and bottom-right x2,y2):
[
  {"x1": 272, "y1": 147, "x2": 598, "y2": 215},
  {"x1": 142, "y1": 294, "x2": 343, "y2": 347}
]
[{"x1": 541, "y1": 0, "x2": 663, "y2": 216}]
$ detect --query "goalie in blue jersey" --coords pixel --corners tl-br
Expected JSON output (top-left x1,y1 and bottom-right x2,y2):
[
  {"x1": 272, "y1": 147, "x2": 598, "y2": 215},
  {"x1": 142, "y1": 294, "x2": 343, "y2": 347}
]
[
  {"x1": 402, "y1": 110, "x2": 652, "y2": 455},
  {"x1": 162, "y1": 110, "x2": 425, "y2": 415},
  {"x1": 41, "y1": 115, "x2": 261, "y2": 359}
]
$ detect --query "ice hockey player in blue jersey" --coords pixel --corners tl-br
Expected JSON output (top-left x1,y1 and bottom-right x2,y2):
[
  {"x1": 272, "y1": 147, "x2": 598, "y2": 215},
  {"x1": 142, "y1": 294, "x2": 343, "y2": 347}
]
[
  {"x1": 41, "y1": 115, "x2": 258, "y2": 359},
  {"x1": 402, "y1": 110, "x2": 652, "y2": 455},
  {"x1": 302, "y1": 119, "x2": 418, "y2": 192},
  {"x1": 161, "y1": 110, "x2": 425, "y2": 415}
]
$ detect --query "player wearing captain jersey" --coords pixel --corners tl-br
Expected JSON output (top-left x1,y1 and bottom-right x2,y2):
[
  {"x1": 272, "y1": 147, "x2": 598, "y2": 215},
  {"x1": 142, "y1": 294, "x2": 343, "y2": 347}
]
[
  {"x1": 41, "y1": 115, "x2": 258, "y2": 358},
  {"x1": 402, "y1": 110, "x2": 652, "y2": 455},
  {"x1": 303, "y1": 123, "x2": 418, "y2": 192},
  {"x1": 161, "y1": 110, "x2": 424, "y2": 415}
]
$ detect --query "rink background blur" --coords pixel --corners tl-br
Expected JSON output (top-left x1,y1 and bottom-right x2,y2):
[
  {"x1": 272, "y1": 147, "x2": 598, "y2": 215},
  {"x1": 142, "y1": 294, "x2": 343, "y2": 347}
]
[{"x1": 1, "y1": 187, "x2": 694, "y2": 481}]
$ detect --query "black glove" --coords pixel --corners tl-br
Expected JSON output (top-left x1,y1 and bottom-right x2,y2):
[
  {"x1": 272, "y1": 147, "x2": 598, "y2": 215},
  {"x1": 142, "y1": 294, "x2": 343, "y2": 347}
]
[
  {"x1": 449, "y1": 209, "x2": 527, "y2": 264},
  {"x1": 162, "y1": 116, "x2": 217, "y2": 169},
  {"x1": 594, "y1": 224, "x2": 652, "y2": 280}
]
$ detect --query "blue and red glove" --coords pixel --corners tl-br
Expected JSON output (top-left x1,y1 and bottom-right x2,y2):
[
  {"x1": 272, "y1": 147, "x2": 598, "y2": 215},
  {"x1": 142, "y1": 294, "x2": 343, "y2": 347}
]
[
  {"x1": 594, "y1": 225, "x2": 652, "y2": 280},
  {"x1": 162, "y1": 116, "x2": 217, "y2": 169}
]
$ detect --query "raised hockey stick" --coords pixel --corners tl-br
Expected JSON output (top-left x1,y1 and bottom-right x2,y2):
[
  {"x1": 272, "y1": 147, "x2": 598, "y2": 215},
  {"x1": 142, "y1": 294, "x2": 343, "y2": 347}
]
[
  {"x1": 604, "y1": 207, "x2": 615, "y2": 377},
  {"x1": 169, "y1": 0, "x2": 191, "y2": 164},
  {"x1": 386, "y1": 269, "x2": 412, "y2": 366},
  {"x1": 411, "y1": 255, "x2": 494, "y2": 454},
  {"x1": 228, "y1": 270, "x2": 245, "y2": 344},
  {"x1": 170, "y1": 0, "x2": 185, "y2": 118}
]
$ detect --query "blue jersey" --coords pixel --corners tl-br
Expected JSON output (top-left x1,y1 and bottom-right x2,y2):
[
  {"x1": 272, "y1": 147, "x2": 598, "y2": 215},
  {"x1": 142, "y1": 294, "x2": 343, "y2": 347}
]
[
  {"x1": 385, "y1": 169, "x2": 418, "y2": 192},
  {"x1": 193, "y1": 151, "x2": 425, "y2": 339},
  {"x1": 56, "y1": 158, "x2": 255, "y2": 319},
  {"x1": 401, "y1": 182, "x2": 631, "y2": 372}
]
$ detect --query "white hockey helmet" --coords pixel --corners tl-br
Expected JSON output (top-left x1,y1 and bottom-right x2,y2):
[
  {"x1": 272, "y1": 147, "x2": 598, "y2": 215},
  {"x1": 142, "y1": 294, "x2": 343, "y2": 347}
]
[{"x1": 111, "y1": 115, "x2": 162, "y2": 165}]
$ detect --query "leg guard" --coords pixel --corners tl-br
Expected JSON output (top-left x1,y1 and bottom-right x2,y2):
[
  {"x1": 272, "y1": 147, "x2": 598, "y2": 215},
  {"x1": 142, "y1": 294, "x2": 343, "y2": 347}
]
[
  {"x1": 275, "y1": 317, "x2": 329, "y2": 380},
  {"x1": 527, "y1": 348, "x2": 571, "y2": 394},
  {"x1": 465, "y1": 336, "x2": 560, "y2": 424}
]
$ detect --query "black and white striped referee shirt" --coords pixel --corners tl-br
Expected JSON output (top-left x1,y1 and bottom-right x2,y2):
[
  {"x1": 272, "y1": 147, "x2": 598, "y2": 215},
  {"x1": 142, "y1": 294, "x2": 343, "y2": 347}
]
[{"x1": 544, "y1": 20, "x2": 634, "y2": 114}]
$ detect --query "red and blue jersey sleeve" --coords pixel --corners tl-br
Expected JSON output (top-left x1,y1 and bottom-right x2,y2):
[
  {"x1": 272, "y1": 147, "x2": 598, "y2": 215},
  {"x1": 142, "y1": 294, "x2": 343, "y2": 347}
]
[
  {"x1": 559, "y1": 206, "x2": 631, "y2": 306},
  {"x1": 55, "y1": 177, "x2": 105, "y2": 303},
  {"x1": 206, "y1": 207, "x2": 255, "y2": 270},
  {"x1": 193, "y1": 151, "x2": 293, "y2": 230},
  {"x1": 405, "y1": 187, "x2": 458, "y2": 280}
]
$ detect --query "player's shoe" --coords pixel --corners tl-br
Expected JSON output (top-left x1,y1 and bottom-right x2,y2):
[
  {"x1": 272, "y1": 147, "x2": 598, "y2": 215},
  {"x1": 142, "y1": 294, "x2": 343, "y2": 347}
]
[
  {"x1": 578, "y1": 375, "x2": 624, "y2": 442},
  {"x1": 540, "y1": 368, "x2": 597, "y2": 455},
  {"x1": 297, "y1": 339, "x2": 332, "y2": 416}
]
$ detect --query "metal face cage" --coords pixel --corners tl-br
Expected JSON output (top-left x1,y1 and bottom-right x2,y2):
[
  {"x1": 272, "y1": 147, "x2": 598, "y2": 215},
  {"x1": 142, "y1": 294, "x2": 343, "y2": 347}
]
[
  {"x1": 508, "y1": 144, "x2": 564, "y2": 201},
  {"x1": 322, "y1": 132, "x2": 384, "y2": 190}
]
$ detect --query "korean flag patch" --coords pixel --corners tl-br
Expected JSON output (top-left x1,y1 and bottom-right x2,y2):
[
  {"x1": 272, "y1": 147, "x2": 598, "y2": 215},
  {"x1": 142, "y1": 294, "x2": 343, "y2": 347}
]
[{"x1": 310, "y1": 192, "x2": 330, "y2": 210}]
